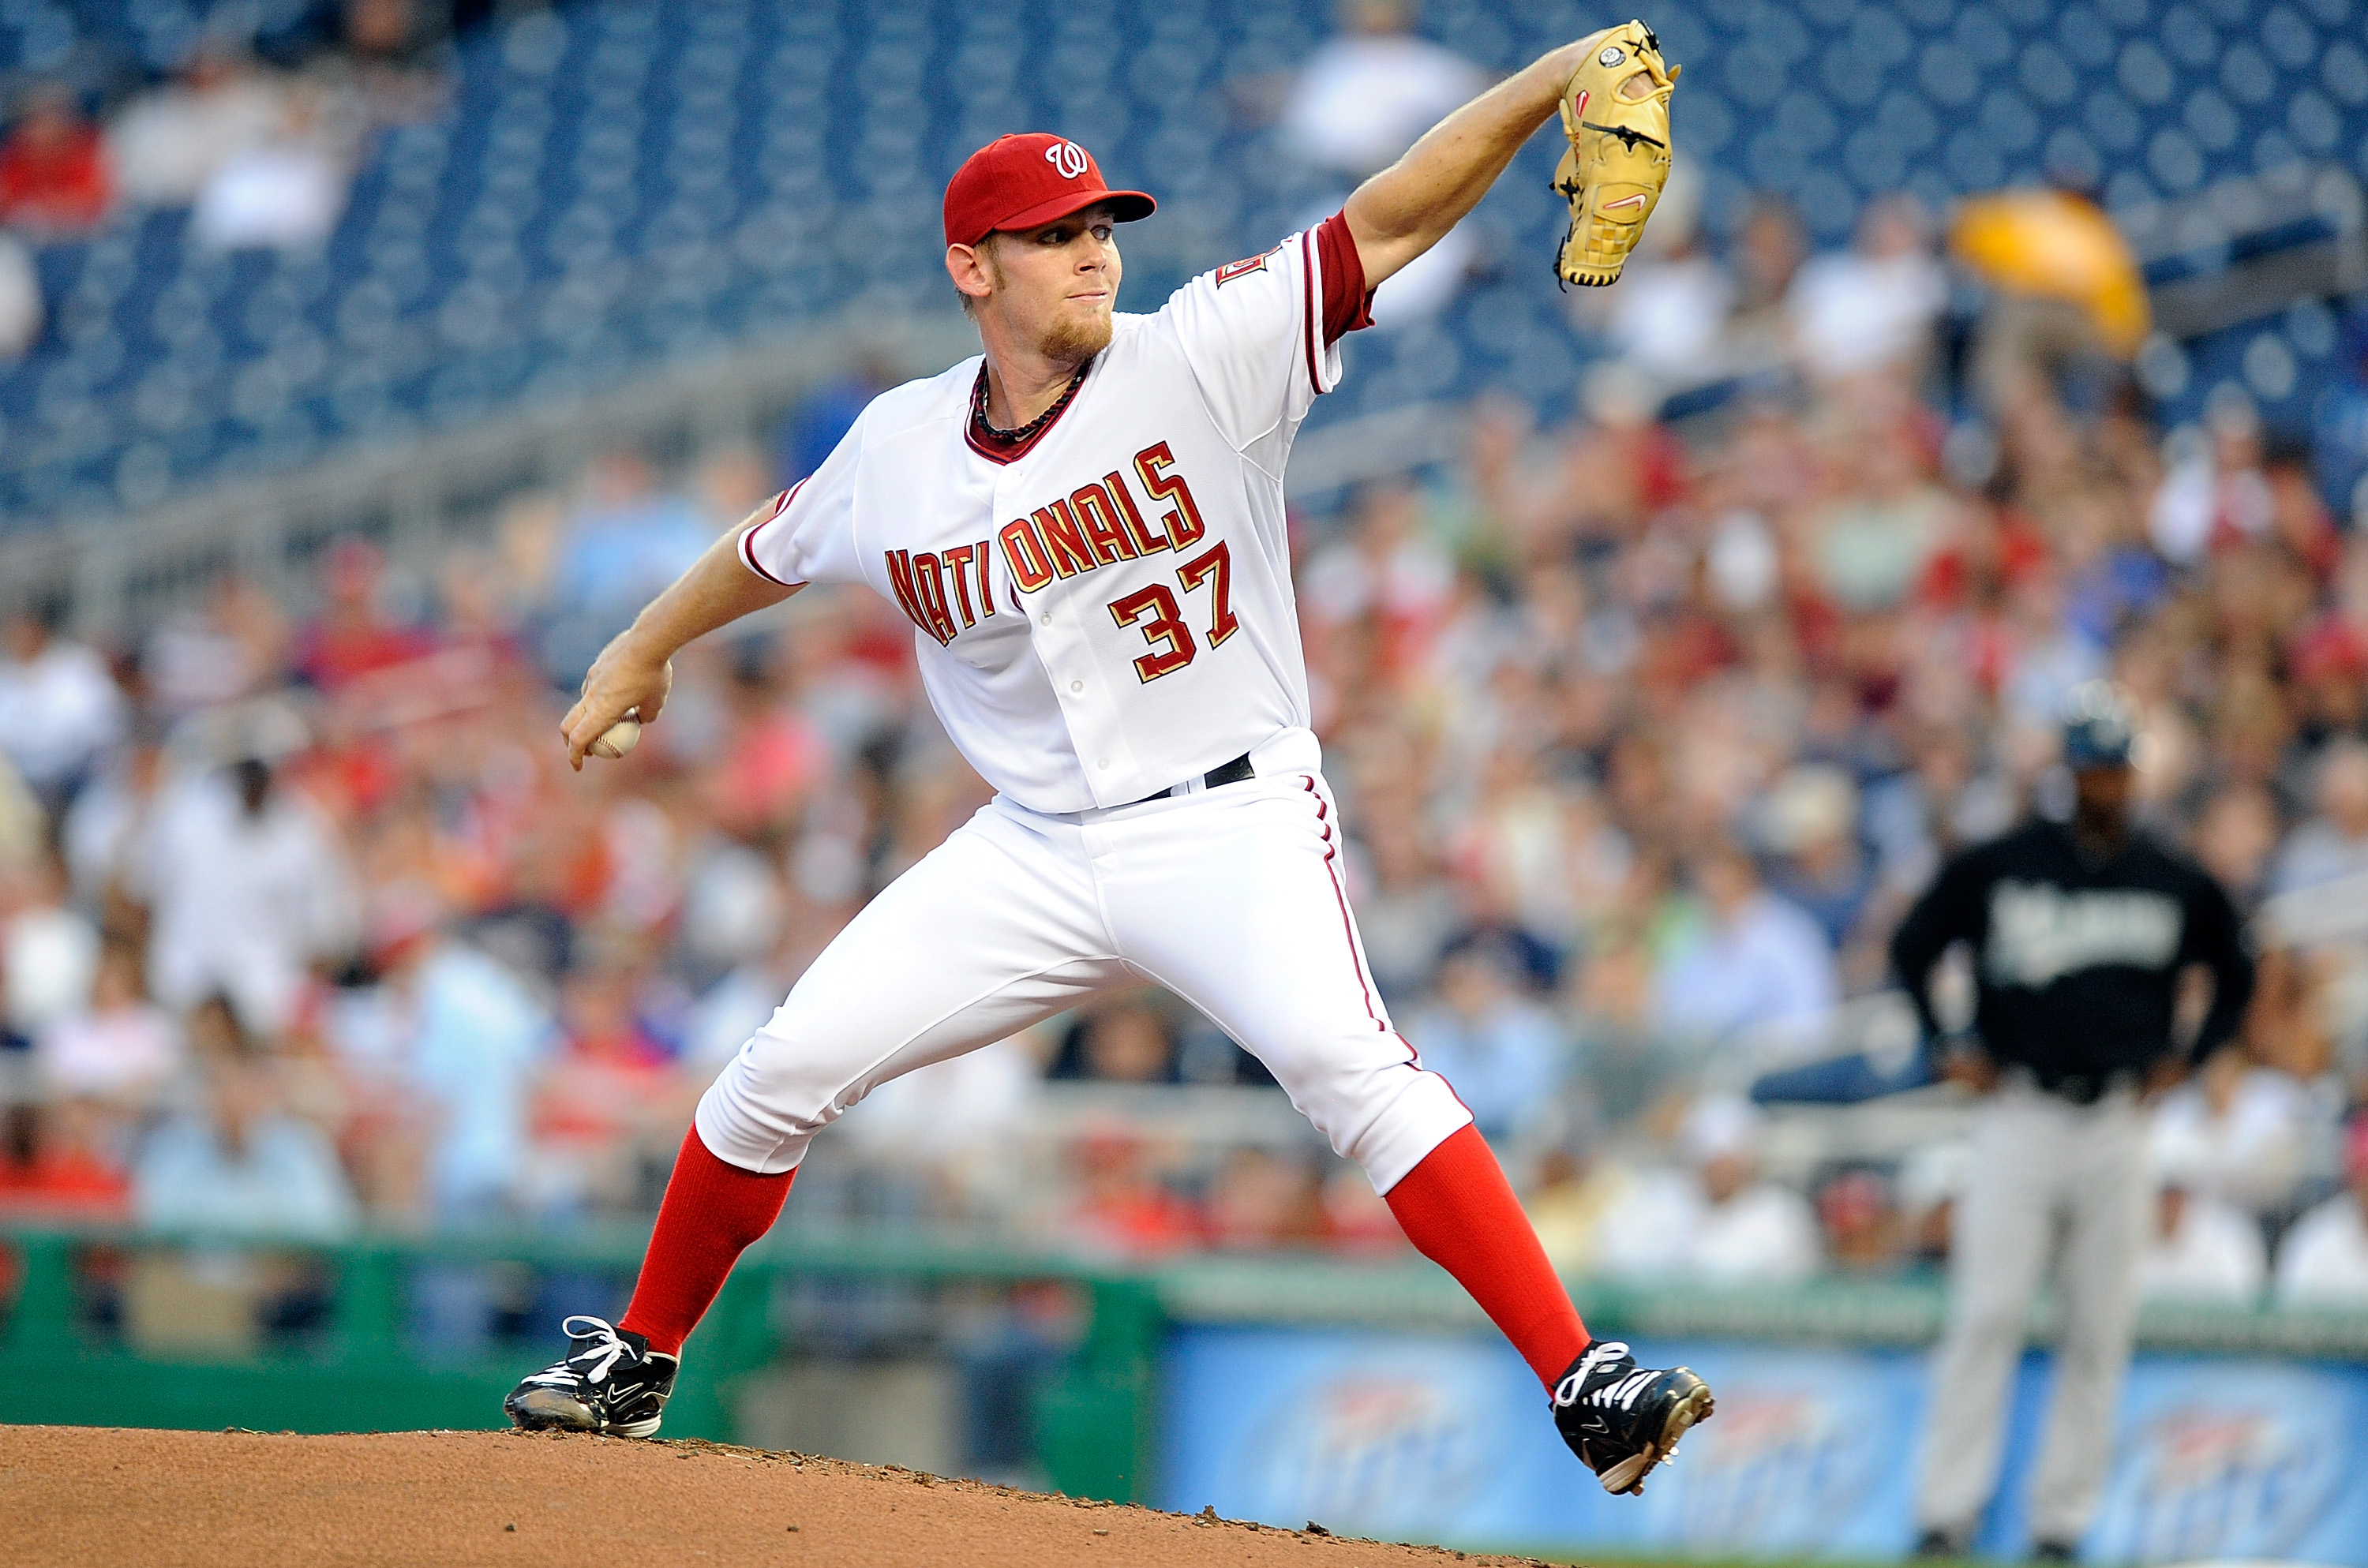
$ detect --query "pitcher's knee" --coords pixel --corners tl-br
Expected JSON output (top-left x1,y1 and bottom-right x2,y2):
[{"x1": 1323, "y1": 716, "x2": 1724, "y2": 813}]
[
  {"x1": 694, "y1": 1034, "x2": 866, "y2": 1175},
  {"x1": 694, "y1": 1076, "x2": 806, "y2": 1176},
  {"x1": 1336, "y1": 1068, "x2": 1472, "y2": 1194}
]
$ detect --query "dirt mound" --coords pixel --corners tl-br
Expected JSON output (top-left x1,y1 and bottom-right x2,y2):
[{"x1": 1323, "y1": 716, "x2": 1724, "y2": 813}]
[{"x1": 4, "y1": 1425, "x2": 1560, "y2": 1568}]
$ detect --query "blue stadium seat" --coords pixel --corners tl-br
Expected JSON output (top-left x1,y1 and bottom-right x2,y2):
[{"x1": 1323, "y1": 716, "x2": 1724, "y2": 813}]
[{"x1": 4, "y1": 0, "x2": 2368, "y2": 526}]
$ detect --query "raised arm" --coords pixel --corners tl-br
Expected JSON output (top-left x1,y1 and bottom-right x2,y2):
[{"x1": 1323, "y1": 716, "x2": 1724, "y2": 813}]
[
  {"x1": 560, "y1": 502, "x2": 802, "y2": 769},
  {"x1": 1343, "y1": 30, "x2": 1611, "y2": 290}
]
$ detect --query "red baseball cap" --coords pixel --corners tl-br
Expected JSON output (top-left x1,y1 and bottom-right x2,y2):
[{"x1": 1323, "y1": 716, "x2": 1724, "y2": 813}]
[{"x1": 943, "y1": 133, "x2": 1156, "y2": 249}]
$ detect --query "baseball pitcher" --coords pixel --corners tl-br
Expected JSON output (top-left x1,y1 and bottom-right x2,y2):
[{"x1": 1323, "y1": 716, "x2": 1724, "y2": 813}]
[{"x1": 506, "y1": 22, "x2": 1706, "y2": 1495}]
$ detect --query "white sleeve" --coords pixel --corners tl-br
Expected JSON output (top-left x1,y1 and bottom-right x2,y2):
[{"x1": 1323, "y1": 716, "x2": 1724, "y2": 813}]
[
  {"x1": 739, "y1": 412, "x2": 866, "y2": 588},
  {"x1": 1160, "y1": 224, "x2": 1347, "y2": 455}
]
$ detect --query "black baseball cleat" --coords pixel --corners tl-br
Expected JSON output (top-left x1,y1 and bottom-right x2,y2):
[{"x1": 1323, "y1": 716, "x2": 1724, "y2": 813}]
[
  {"x1": 1551, "y1": 1338, "x2": 1715, "y2": 1495},
  {"x1": 504, "y1": 1315, "x2": 678, "y2": 1438}
]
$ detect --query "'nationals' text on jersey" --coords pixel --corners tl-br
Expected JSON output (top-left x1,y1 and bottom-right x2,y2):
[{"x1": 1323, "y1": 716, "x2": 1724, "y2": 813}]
[
  {"x1": 736, "y1": 214, "x2": 1372, "y2": 812},
  {"x1": 878, "y1": 440, "x2": 1223, "y2": 669}
]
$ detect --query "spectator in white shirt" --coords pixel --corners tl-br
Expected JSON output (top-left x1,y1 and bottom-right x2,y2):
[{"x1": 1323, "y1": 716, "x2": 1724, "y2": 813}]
[
  {"x1": 0, "y1": 604, "x2": 126, "y2": 809},
  {"x1": 36, "y1": 937, "x2": 181, "y2": 1106},
  {"x1": 1598, "y1": 1096, "x2": 1822, "y2": 1285},
  {"x1": 1280, "y1": 0, "x2": 1487, "y2": 181},
  {"x1": 142, "y1": 575, "x2": 290, "y2": 719},
  {"x1": 190, "y1": 82, "x2": 351, "y2": 252},
  {"x1": 141, "y1": 739, "x2": 359, "y2": 1036},
  {"x1": 60, "y1": 727, "x2": 169, "y2": 912},
  {"x1": 1278, "y1": 0, "x2": 1488, "y2": 323},
  {"x1": 2148, "y1": 402, "x2": 2274, "y2": 567},
  {"x1": 2, "y1": 852, "x2": 99, "y2": 1039},
  {"x1": 2138, "y1": 1175, "x2": 2265, "y2": 1305},
  {"x1": 1787, "y1": 196, "x2": 1946, "y2": 383},
  {"x1": 2149, "y1": 1046, "x2": 2314, "y2": 1216},
  {"x1": 2275, "y1": 1118, "x2": 2368, "y2": 1308},
  {"x1": 834, "y1": 1031, "x2": 1044, "y2": 1224},
  {"x1": 107, "y1": 45, "x2": 285, "y2": 208}
]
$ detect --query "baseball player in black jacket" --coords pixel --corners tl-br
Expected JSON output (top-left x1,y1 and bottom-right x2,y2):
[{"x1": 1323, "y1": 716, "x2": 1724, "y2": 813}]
[{"x1": 1893, "y1": 683, "x2": 2254, "y2": 1560}]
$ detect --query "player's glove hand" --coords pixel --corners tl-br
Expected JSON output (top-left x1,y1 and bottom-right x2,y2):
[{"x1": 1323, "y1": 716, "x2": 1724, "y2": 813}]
[{"x1": 1551, "y1": 20, "x2": 1678, "y2": 288}]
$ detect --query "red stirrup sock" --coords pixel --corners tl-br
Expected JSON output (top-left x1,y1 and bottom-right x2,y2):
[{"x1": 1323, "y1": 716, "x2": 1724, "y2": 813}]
[
  {"x1": 1384, "y1": 1122, "x2": 1590, "y2": 1389},
  {"x1": 617, "y1": 1125, "x2": 796, "y2": 1357}
]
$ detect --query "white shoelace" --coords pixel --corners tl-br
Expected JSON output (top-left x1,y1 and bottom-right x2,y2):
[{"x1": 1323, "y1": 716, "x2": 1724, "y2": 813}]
[
  {"x1": 523, "y1": 1315, "x2": 633, "y2": 1388},
  {"x1": 1553, "y1": 1339, "x2": 1633, "y2": 1408}
]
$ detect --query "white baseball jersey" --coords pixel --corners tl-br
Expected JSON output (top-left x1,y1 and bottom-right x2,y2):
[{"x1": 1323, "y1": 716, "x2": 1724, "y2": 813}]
[
  {"x1": 697, "y1": 215, "x2": 1473, "y2": 1197},
  {"x1": 740, "y1": 216, "x2": 1369, "y2": 812}
]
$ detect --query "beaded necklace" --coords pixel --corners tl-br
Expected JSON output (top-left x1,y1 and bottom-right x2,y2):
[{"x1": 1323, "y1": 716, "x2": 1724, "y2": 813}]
[{"x1": 971, "y1": 357, "x2": 1092, "y2": 446}]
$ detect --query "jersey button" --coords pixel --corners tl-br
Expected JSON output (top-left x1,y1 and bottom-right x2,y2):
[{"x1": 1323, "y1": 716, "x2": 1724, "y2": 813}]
[
  {"x1": 1040, "y1": 612, "x2": 1052, "y2": 626},
  {"x1": 1070, "y1": 679, "x2": 1084, "y2": 693},
  {"x1": 1097, "y1": 758, "x2": 1109, "y2": 769}
]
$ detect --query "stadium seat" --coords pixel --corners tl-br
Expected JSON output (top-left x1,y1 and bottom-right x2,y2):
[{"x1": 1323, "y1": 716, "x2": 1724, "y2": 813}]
[{"x1": 3, "y1": 0, "x2": 2368, "y2": 528}]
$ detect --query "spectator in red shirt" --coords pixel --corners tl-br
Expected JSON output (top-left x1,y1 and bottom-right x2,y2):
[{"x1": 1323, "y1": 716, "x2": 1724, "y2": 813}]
[
  {"x1": 0, "y1": 88, "x2": 112, "y2": 233},
  {"x1": 526, "y1": 962, "x2": 685, "y2": 1214},
  {"x1": 291, "y1": 537, "x2": 434, "y2": 692},
  {"x1": 0, "y1": 1099, "x2": 132, "y2": 1221},
  {"x1": 1065, "y1": 1127, "x2": 1204, "y2": 1257}
]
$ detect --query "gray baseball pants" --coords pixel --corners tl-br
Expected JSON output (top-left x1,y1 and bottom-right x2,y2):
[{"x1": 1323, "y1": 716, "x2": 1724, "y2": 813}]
[{"x1": 1916, "y1": 1073, "x2": 2150, "y2": 1547}]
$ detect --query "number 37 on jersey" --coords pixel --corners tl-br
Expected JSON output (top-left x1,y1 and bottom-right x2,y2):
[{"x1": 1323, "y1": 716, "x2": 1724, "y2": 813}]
[{"x1": 883, "y1": 439, "x2": 1238, "y2": 684}]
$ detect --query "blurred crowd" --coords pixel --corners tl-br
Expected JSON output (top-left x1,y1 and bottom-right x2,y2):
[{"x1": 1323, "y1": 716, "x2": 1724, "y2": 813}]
[
  {"x1": 4, "y1": 53, "x2": 2368, "y2": 1348},
  {"x1": 0, "y1": 0, "x2": 465, "y2": 361}
]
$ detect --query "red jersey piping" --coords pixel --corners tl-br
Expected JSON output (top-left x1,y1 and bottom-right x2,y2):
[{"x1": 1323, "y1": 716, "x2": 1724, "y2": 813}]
[{"x1": 738, "y1": 480, "x2": 805, "y2": 586}]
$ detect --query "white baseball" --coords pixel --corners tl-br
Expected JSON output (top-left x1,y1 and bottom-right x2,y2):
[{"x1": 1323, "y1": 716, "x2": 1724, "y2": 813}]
[{"x1": 588, "y1": 717, "x2": 642, "y2": 759}]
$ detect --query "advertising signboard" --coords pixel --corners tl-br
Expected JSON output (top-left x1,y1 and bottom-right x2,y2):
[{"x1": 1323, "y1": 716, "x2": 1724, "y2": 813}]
[{"x1": 1158, "y1": 1327, "x2": 2368, "y2": 1562}]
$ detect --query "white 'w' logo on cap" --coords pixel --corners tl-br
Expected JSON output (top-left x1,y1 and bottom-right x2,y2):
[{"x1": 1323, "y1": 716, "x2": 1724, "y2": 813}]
[{"x1": 1045, "y1": 140, "x2": 1089, "y2": 179}]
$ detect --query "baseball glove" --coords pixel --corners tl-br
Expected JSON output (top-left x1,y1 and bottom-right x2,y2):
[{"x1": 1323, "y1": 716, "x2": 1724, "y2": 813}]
[{"x1": 1552, "y1": 21, "x2": 1679, "y2": 288}]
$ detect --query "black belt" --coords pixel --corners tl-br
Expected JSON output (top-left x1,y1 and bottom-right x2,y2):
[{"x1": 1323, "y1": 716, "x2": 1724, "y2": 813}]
[
  {"x1": 1129, "y1": 752, "x2": 1254, "y2": 806},
  {"x1": 2033, "y1": 1066, "x2": 2140, "y2": 1106}
]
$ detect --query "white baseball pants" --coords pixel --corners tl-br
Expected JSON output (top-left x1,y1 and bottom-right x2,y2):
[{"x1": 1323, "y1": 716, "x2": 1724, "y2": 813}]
[
  {"x1": 1916, "y1": 1073, "x2": 2151, "y2": 1546},
  {"x1": 694, "y1": 741, "x2": 1473, "y2": 1193}
]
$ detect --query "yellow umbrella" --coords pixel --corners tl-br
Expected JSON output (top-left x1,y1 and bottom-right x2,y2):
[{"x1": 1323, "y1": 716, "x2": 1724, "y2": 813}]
[{"x1": 1949, "y1": 189, "x2": 2152, "y2": 357}]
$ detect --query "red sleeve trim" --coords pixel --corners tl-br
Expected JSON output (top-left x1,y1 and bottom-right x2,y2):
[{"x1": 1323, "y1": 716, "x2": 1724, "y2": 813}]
[
  {"x1": 1300, "y1": 230, "x2": 1322, "y2": 398},
  {"x1": 737, "y1": 481, "x2": 804, "y2": 586},
  {"x1": 1314, "y1": 210, "x2": 1375, "y2": 346}
]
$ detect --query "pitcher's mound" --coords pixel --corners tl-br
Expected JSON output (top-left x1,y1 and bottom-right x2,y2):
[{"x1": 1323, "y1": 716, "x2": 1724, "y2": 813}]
[{"x1": 4, "y1": 1425, "x2": 1559, "y2": 1567}]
